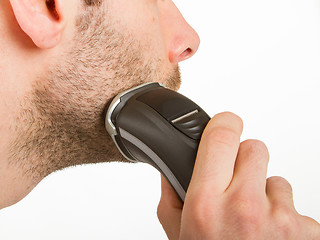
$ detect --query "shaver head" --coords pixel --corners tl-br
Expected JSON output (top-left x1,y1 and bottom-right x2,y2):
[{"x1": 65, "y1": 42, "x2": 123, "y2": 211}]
[{"x1": 105, "y1": 82, "x2": 210, "y2": 202}]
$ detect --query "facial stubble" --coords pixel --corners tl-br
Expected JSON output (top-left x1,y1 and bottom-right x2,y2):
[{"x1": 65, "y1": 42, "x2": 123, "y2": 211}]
[{"x1": 8, "y1": 6, "x2": 181, "y2": 184}]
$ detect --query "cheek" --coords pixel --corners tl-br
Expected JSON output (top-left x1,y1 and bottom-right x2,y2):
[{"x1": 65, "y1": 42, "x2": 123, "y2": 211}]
[{"x1": 108, "y1": 0, "x2": 168, "y2": 61}]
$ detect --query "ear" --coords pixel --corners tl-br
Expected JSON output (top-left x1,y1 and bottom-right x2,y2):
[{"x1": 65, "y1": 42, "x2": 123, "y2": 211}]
[{"x1": 9, "y1": 0, "x2": 66, "y2": 49}]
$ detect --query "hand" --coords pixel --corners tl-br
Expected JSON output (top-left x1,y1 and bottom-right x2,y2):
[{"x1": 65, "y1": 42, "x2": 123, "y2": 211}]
[{"x1": 157, "y1": 112, "x2": 320, "y2": 240}]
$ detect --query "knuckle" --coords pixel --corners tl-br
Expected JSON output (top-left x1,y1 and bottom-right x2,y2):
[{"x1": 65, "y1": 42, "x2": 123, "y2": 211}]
[
  {"x1": 302, "y1": 216, "x2": 320, "y2": 239},
  {"x1": 239, "y1": 139, "x2": 269, "y2": 159},
  {"x1": 205, "y1": 127, "x2": 240, "y2": 149},
  {"x1": 209, "y1": 111, "x2": 243, "y2": 133},
  {"x1": 267, "y1": 176, "x2": 293, "y2": 192},
  {"x1": 186, "y1": 199, "x2": 218, "y2": 233},
  {"x1": 268, "y1": 176, "x2": 290, "y2": 184},
  {"x1": 214, "y1": 111, "x2": 244, "y2": 126},
  {"x1": 236, "y1": 201, "x2": 262, "y2": 225},
  {"x1": 272, "y1": 207, "x2": 301, "y2": 237},
  {"x1": 228, "y1": 191, "x2": 265, "y2": 233}
]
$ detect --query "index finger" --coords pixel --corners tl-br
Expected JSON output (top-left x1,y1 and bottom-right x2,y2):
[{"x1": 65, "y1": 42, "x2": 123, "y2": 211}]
[{"x1": 187, "y1": 112, "x2": 243, "y2": 198}]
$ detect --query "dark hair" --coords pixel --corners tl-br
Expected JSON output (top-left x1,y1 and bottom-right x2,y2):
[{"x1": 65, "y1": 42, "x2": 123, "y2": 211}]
[{"x1": 84, "y1": 0, "x2": 103, "y2": 6}]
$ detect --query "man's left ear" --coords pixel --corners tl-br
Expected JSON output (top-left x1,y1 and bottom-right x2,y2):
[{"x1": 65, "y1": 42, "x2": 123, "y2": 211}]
[{"x1": 9, "y1": 0, "x2": 66, "y2": 49}]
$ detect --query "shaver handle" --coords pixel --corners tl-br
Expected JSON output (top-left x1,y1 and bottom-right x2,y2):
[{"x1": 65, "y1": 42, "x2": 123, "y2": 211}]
[{"x1": 115, "y1": 87, "x2": 210, "y2": 202}]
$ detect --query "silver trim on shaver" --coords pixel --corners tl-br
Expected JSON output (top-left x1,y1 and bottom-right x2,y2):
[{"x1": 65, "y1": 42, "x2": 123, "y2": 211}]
[
  {"x1": 105, "y1": 82, "x2": 163, "y2": 137},
  {"x1": 105, "y1": 82, "x2": 165, "y2": 163},
  {"x1": 119, "y1": 128, "x2": 186, "y2": 201},
  {"x1": 171, "y1": 109, "x2": 199, "y2": 123}
]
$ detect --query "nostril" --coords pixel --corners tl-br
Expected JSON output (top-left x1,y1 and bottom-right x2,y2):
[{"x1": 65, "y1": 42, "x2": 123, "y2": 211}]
[{"x1": 179, "y1": 48, "x2": 192, "y2": 61}]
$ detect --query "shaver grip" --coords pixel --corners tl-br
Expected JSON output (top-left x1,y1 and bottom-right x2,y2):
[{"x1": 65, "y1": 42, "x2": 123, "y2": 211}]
[{"x1": 106, "y1": 83, "x2": 210, "y2": 202}]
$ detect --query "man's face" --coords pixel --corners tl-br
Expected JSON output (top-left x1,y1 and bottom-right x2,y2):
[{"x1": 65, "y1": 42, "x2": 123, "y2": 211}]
[{"x1": 8, "y1": 0, "x2": 200, "y2": 185}]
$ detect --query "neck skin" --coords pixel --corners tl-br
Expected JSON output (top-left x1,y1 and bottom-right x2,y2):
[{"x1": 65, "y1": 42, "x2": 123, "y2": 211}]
[
  {"x1": 0, "y1": 72, "x2": 36, "y2": 208},
  {"x1": 0, "y1": 0, "x2": 199, "y2": 210},
  {"x1": 0, "y1": 2, "x2": 57, "y2": 209}
]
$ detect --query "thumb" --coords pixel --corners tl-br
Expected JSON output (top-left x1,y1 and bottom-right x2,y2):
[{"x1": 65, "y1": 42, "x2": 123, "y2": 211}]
[{"x1": 157, "y1": 174, "x2": 183, "y2": 240}]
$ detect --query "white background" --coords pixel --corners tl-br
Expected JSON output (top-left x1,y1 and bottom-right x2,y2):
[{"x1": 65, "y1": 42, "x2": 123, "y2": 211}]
[{"x1": 1, "y1": 0, "x2": 320, "y2": 239}]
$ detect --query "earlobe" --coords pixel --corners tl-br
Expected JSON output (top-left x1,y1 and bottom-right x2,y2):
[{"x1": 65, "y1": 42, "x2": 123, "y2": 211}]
[{"x1": 9, "y1": 0, "x2": 65, "y2": 49}]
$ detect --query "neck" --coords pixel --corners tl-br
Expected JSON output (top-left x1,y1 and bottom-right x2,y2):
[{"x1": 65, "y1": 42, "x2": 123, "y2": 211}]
[
  {"x1": 0, "y1": 65, "x2": 39, "y2": 210},
  {"x1": 0, "y1": 153, "x2": 38, "y2": 209}
]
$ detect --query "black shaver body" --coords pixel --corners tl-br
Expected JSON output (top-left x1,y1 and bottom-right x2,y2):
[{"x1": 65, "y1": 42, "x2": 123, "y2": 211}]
[{"x1": 105, "y1": 82, "x2": 210, "y2": 202}]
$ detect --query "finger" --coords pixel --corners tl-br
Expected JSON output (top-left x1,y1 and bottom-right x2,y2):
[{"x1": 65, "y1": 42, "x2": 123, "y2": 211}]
[
  {"x1": 301, "y1": 216, "x2": 320, "y2": 240},
  {"x1": 160, "y1": 174, "x2": 183, "y2": 209},
  {"x1": 229, "y1": 140, "x2": 269, "y2": 195},
  {"x1": 157, "y1": 174, "x2": 182, "y2": 240},
  {"x1": 188, "y1": 112, "x2": 243, "y2": 198},
  {"x1": 266, "y1": 176, "x2": 294, "y2": 208}
]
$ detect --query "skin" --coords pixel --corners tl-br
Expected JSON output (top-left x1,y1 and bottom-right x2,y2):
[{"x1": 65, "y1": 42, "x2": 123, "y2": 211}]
[
  {"x1": 0, "y1": 0, "x2": 199, "y2": 208},
  {"x1": 0, "y1": 0, "x2": 319, "y2": 239},
  {"x1": 158, "y1": 113, "x2": 320, "y2": 239}
]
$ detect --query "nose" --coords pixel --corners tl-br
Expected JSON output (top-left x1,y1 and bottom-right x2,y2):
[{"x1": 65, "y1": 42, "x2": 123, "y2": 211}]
[
  {"x1": 170, "y1": 22, "x2": 200, "y2": 63},
  {"x1": 160, "y1": 1, "x2": 201, "y2": 64}
]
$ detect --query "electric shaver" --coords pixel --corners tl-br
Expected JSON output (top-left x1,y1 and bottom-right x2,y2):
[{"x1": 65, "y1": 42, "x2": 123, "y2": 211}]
[{"x1": 105, "y1": 82, "x2": 210, "y2": 202}]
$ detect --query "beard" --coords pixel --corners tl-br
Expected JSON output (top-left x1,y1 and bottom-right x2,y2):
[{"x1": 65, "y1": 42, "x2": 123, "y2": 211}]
[{"x1": 8, "y1": 4, "x2": 181, "y2": 184}]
